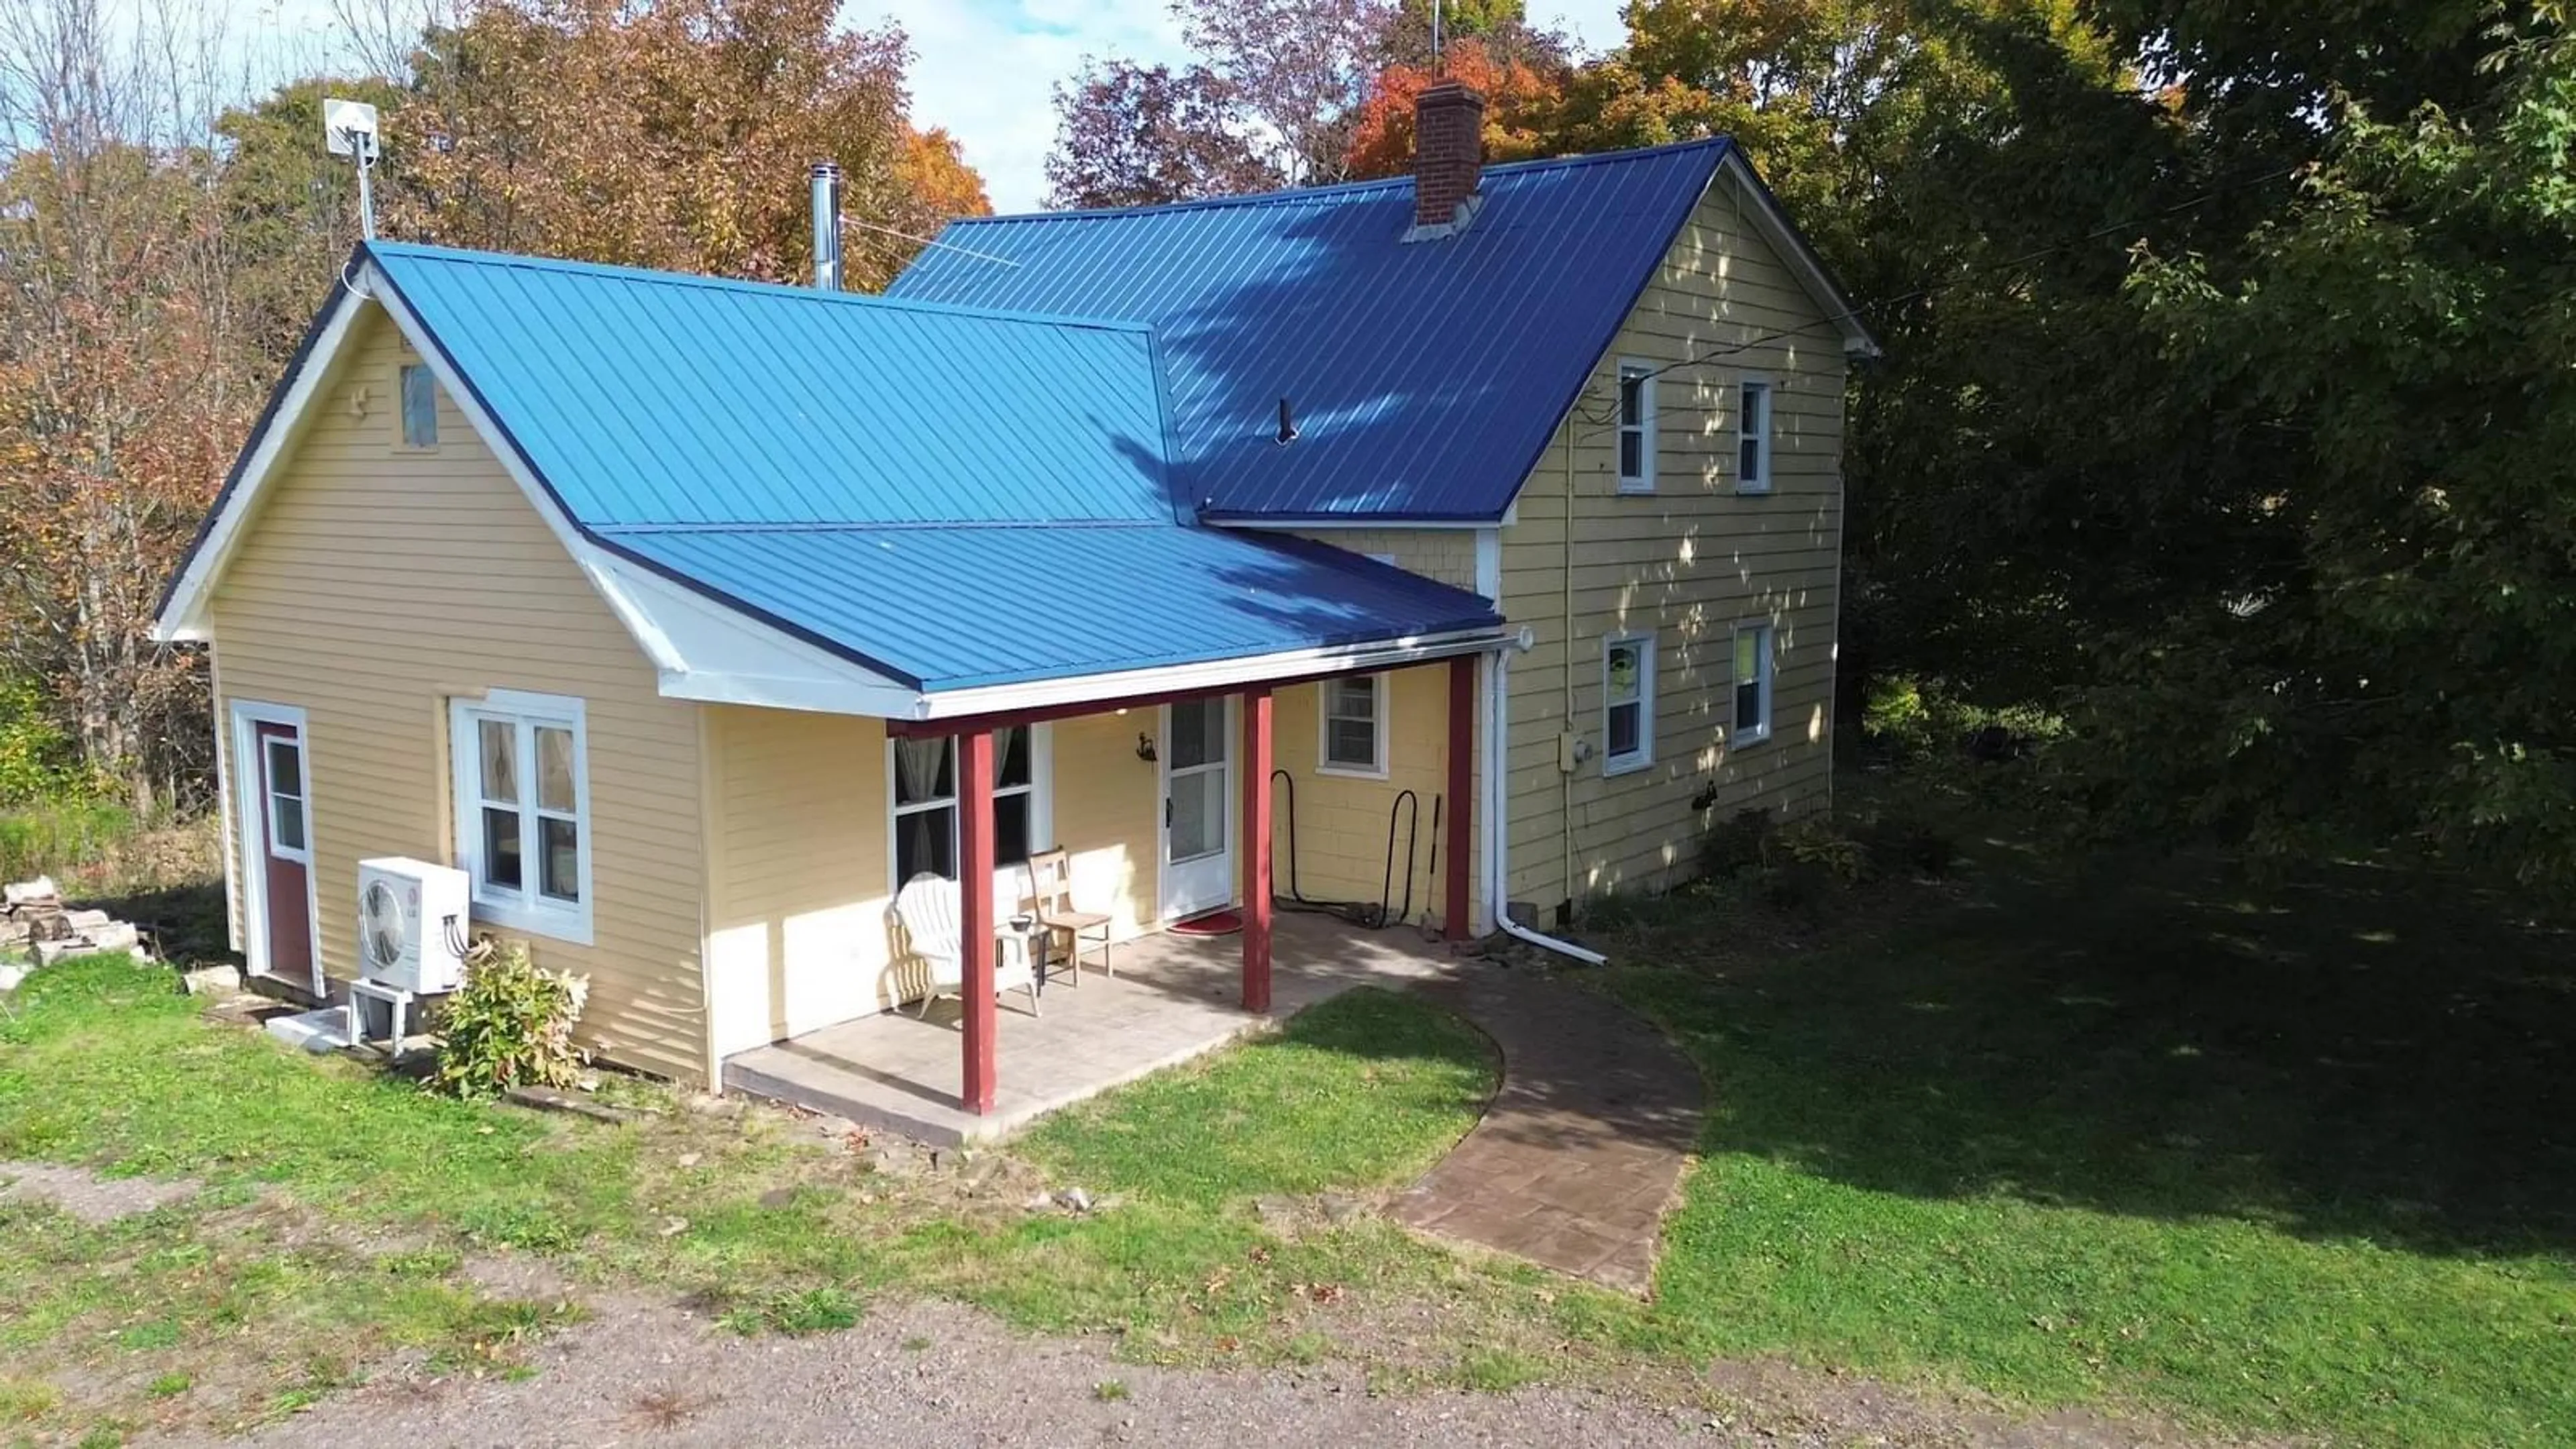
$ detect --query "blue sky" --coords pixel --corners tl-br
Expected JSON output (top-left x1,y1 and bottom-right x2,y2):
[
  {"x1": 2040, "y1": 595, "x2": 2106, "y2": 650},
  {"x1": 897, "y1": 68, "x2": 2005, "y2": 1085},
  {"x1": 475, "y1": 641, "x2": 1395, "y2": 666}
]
[{"x1": 867, "y1": 1, "x2": 1631, "y2": 212}]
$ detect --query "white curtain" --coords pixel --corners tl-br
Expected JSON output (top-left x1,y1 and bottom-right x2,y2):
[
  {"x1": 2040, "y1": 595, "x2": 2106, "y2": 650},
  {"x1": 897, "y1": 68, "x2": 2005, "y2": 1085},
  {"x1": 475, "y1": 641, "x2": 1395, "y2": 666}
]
[
  {"x1": 992, "y1": 726, "x2": 1021, "y2": 786},
  {"x1": 894, "y1": 736, "x2": 947, "y2": 804},
  {"x1": 894, "y1": 737, "x2": 951, "y2": 880}
]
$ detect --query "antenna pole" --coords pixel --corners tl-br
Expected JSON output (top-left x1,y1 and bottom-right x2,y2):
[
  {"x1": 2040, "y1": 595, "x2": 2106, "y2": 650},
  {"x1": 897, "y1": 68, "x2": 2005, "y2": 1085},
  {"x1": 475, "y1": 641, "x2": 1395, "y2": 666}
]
[
  {"x1": 354, "y1": 140, "x2": 378, "y2": 240},
  {"x1": 1432, "y1": 0, "x2": 1444, "y2": 74}
]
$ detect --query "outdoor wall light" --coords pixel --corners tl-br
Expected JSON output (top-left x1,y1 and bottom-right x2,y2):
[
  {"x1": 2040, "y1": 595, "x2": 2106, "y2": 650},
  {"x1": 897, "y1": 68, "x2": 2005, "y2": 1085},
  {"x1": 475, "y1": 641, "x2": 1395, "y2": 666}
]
[{"x1": 1135, "y1": 733, "x2": 1158, "y2": 763}]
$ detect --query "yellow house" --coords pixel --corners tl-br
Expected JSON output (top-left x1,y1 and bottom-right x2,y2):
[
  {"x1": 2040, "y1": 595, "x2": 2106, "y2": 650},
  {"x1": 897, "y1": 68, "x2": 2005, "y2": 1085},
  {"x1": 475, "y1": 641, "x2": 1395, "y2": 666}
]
[{"x1": 153, "y1": 81, "x2": 1874, "y2": 1127}]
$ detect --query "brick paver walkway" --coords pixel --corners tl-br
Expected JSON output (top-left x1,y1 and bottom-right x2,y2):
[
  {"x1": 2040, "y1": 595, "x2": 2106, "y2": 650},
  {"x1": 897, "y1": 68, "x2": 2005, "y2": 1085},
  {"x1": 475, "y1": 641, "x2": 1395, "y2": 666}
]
[{"x1": 1395, "y1": 965, "x2": 1705, "y2": 1294}]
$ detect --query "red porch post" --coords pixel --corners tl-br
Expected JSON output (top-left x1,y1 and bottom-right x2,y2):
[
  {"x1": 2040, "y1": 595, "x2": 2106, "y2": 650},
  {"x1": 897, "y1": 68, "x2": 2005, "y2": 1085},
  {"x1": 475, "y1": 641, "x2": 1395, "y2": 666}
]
[
  {"x1": 1446, "y1": 653, "x2": 1476, "y2": 941},
  {"x1": 1242, "y1": 686, "x2": 1275, "y2": 1012},
  {"x1": 957, "y1": 728, "x2": 998, "y2": 1115}
]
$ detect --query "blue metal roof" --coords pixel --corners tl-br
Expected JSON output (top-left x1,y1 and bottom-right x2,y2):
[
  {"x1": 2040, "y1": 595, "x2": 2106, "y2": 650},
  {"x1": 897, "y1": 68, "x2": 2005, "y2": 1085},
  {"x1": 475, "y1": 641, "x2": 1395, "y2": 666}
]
[
  {"x1": 355, "y1": 242, "x2": 1499, "y2": 692},
  {"x1": 887, "y1": 140, "x2": 1737, "y2": 522},
  {"x1": 597, "y1": 524, "x2": 1498, "y2": 690},
  {"x1": 368, "y1": 242, "x2": 1180, "y2": 526}
]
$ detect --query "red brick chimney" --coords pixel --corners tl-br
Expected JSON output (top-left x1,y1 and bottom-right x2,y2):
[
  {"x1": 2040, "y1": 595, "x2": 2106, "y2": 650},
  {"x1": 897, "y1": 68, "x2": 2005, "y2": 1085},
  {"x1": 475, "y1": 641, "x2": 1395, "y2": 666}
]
[{"x1": 1413, "y1": 80, "x2": 1486, "y2": 231}]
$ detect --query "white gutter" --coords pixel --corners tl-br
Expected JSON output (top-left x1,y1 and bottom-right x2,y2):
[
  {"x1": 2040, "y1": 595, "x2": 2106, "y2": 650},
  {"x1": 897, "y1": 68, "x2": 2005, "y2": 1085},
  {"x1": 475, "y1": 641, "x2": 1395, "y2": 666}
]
[{"x1": 1483, "y1": 638, "x2": 1607, "y2": 966}]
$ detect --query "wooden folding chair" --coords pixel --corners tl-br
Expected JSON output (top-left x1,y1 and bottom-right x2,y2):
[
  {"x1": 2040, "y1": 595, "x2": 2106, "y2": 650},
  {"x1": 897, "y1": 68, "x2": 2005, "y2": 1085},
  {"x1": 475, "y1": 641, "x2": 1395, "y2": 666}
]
[{"x1": 1026, "y1": 848, "x2": 1114, "y2": 984}]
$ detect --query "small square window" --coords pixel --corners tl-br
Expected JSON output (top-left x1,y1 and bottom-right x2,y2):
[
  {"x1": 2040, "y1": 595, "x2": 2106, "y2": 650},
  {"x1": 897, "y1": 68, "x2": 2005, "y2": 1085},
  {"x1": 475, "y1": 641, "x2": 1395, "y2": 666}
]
[
  {"x1": 399, "y1": 362, "x2": 439, "y2": 448},
  {"x1": 1318, "y1": 675, "x2": 1388, "y2": 777},
  {"x1": 1603, "y1": 634, "x2": 1655, "y2": 774}
]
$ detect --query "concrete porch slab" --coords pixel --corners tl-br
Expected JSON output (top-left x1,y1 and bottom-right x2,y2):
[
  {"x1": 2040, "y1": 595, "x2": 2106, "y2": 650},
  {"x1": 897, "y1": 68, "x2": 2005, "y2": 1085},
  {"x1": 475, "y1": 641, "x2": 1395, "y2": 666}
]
[{"x1": 722, "y1": 911, "x2": 1455, "y2": 1145}]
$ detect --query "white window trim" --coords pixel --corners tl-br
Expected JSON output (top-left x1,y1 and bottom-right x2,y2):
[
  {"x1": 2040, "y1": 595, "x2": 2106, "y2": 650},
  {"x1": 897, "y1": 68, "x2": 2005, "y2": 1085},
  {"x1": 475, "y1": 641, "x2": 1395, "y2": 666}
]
[
  {"x1": 396, "y1": 360, "x2": 440, "y2": 451},
  {"x1": 1735, "y1": 373, "x2": 1774, "y2": 495},
  {"x1": 448, "y1": 688, "x2": 594, "y2": 947},
  {"x1": 260, "y1": 732, "x2": 313, "y2": 867},
  {"x1": 1602, "y1": 631, "x2": 1656, "y2": 777},
  {"x1": 882, "y1": 726, "x2": 1055, "y2": 905},
  {"x1": 1731, "y1": 621, "x2": 1776, "y2": 748},
  {"x1": 1615, "y1": 358, "x2": 1657, "y2": 494},
  {"x1": 227, "y1": 699, "x2": 323, "y2": 996},
  {"x1": 1316, "y1": 674, "x2": 1392, "y2": 780}
]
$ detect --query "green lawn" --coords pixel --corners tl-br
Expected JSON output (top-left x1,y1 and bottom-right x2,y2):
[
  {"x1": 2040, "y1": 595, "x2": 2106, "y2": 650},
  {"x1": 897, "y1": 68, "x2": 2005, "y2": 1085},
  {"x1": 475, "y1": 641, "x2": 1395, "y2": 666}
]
[
  {"x1": 3, "y1": 797, "x2": 2572, "y2": 1446},
  {"x1": 0, "y1": 971, "x2": 1516, "y2": 1440},
  {"x1": 1582, "y1": 797, "x2": 2576, "y2": 1448}
]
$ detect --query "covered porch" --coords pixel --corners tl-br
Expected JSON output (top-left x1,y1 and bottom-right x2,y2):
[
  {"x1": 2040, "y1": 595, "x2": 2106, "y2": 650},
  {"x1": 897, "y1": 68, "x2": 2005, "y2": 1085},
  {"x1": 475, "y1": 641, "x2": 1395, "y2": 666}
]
[
  {"x1": 722, "y1": 908, "x2": 1456, "y2": 1144},
  {"x1": 714, "y1": 651, "x2": 1483, "y2": 1140}
]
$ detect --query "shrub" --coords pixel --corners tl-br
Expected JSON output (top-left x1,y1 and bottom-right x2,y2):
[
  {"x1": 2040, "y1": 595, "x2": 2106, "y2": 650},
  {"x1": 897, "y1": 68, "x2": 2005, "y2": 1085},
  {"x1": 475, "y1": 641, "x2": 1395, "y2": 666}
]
[
  {"x1": 431, "y1": 938, "x2": 589, "y2": 1099},
  {"x1": 1755, "y1": 859, "x2": 1835, "y2": 920},
  {"x1": 1770, "y1": 816, "x2": 1869, "y2": 887},
  {"x1": 1703, "y1": 808, "x2": 1774, "y2": 877},
  {"x1": 0, "y1": 800, "x2": 137, "y2": 885},
  {"x1": 0, "y1": 674, "x2": 87, "y2": 806},
  {"x1": 1856, "y1": 814, "x2": 1961, "y2": 879}
]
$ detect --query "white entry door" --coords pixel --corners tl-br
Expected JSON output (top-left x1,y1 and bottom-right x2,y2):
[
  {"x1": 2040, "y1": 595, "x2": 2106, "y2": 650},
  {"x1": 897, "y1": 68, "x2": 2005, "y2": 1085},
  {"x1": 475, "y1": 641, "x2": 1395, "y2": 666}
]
[{"x1": 1159, "y1": 697, "x2": 1234, "y2": 919}]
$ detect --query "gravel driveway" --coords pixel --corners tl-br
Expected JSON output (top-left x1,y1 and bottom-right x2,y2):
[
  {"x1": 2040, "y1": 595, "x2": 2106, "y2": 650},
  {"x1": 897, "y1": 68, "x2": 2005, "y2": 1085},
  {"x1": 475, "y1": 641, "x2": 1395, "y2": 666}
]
[{"x1": 179, "y1": 1294, "x2": 2247, "y2": 1449}]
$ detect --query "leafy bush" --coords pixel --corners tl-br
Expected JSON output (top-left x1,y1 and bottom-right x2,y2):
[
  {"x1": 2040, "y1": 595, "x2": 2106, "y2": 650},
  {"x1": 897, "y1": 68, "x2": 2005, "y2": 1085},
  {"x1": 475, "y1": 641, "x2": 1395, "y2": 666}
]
[
  {"x1": 1703, "y1": 808, "x2": 1774, "y2": 877},
  {"x1": 1861, "y1": 674, "x2": 2065, "y2": 763},
  {"x1": 1856, "y1": 814, "x2": 1961, "y2": 879},
  {"x1": 1771, "y1": 816, "x2": 1869, "y2": 886},
  {"x1": 1756, "y1": 859, "x2": 1835, "y2": 920},
  {"x1": 431, "y1": 938, "x2": 589, "y2": 1099},
  {"x1": 0, "y1": 800, "x2": 137, "y2": 884},
  {"x1": 0, "y1": 674, "x2": 89, "y2": 807}
]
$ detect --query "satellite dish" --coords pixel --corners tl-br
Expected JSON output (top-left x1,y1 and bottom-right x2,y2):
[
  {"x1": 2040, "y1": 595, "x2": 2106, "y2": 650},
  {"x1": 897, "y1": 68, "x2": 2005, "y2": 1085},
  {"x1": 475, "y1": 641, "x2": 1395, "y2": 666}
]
[{"x1": 323, "y1": 97, "x2": 379, "y2": 160}]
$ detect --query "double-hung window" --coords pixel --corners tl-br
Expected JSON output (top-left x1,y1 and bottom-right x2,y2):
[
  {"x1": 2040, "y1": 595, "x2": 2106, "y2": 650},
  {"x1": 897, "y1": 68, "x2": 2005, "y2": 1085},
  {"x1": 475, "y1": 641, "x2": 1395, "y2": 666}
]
[
  {"x1": 1735, "y1": 376, "x2": 1773, "y2": 493},
  {"x1": 1731, "y1": 623, "x2": 1776, "y2": 747},
  {"x1": 1317, "y1": 675, "x2": 1389, "y2": 778},
  {"x1": 398, "y1": 362, "x2": 439, "y2": 449},
  {"x1": 1615, "y1": 361, "x2": 1656, "y2": 492},
  {"x1": 1602, "y1": 632, "x2": 1656, "y2": 775},
  {"x1": 890, "y1": 727, "x2": 1046, "y2": 890},
  {"x1": 450, "y1": 690, "x2": 590, "y2": 944}
]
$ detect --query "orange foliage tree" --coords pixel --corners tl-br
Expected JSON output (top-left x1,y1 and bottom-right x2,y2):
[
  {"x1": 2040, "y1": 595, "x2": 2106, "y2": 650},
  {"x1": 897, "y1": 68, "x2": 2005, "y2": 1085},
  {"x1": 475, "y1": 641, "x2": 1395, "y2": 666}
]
[
  {"x1": 898, "y1": 125, "x2": 994, "y2": 221},
  {"x1": 0, "y1": 17, "x2": 250, "y2": 809},
  {"x1": 391, "y1": 0, "x2": 976, "y2": 289},
  {"x1": 1343, "y1": 37, "x2": 1574, "y2": 178}
]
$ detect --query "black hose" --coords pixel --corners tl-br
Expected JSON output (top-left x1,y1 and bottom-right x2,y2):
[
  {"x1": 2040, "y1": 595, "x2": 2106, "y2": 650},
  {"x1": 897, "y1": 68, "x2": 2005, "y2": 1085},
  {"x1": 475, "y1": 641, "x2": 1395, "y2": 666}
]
[
  {"x1": 1378, "y1": 790, "x2": 1419, "y2": 929},
  {"x1": 1269, "y1": 769, "x2": 1311, "y2": 905},
  {"x1": 1268, "y1": 768, "x2": 1424, "y2": 931}
]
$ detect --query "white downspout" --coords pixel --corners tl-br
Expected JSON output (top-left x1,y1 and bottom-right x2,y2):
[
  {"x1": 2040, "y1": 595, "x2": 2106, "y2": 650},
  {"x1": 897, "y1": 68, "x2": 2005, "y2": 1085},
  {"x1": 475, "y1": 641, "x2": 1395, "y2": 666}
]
[{"x1": 1484, "y1": 641, "x2": 1608, "y2": 966}]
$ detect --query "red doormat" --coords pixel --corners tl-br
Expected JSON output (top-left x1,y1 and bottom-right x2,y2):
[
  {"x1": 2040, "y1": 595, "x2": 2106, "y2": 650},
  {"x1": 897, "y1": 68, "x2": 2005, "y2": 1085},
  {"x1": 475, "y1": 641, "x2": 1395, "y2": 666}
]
[{"x1": 1169, "y1": 908, "x2": 1244, "y2": 936}]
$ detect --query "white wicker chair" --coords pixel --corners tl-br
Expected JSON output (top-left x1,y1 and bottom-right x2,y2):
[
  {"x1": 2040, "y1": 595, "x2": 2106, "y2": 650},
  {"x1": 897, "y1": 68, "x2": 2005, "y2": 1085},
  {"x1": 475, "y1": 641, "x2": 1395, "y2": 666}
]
[{"x1": 892, "y1": 873, "x2": 1039, "y2": 1020}]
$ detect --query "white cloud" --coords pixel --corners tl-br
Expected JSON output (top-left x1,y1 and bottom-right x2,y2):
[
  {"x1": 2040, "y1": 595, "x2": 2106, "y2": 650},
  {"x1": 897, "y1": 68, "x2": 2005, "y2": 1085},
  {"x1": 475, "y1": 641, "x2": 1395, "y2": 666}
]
[
  {"x1": 1528, "y1": 1, "x2": 1628, "y2": 56},
  {"x1": 867, "y1": 1, "x2": 1192, "y2": 213},
  {"x1": 874, "y1": 0, "x2": 1629, "y2": 215}
]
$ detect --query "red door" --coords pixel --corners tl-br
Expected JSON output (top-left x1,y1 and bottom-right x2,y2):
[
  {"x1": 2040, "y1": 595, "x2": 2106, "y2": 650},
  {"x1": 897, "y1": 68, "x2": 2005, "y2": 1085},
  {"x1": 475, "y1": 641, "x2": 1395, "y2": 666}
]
[{"x1": 252, "y1": 721, "x2": 315, "y2": 987}]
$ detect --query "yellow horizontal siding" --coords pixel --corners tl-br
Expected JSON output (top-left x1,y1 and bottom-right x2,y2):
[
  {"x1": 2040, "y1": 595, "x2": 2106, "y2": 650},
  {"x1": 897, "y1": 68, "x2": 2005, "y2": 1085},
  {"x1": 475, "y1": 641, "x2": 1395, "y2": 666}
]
[
  {"x1": 1287, "y1": 529, "x2": 1480, "y2": 591},
  {"x1": 209, "y1": 308, "x2": 707, "y2": 1083},
  {"x1": 1269, "y1": 664, "x2": 1464, "y2": 930},
  {"x1": 702, "y1": 704, "x2": 1175, "y2": 1056},
  {"x1": 1497, "y1": 180, "x2": 1846, "y2": 912}
]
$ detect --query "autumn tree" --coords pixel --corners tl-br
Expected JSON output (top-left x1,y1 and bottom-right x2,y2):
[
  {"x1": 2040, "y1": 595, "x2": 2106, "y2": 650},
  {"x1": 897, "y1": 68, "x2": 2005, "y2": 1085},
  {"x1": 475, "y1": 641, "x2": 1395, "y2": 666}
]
[
  {"x1": 899, "y1": 125, "x2": 991, "y2": 221},
  {"x1": 1046, "y1": 0, "x2": 1395, "y2": 207},
  {"x1": 1044, "y1": 59, "x2": 1280, "y2": 209},
  {"x1": 391, "y1": 0, "x2": 941, "y2": 288},
  {"x1": 1179, "y1": 0, "x2": 1390, "y2": 185},
  {"x1": 0, "y1": 0, "x2": 252, "y2": 809},
  {"x1": 1343, "y1": 35, "x2": 1572, "y2": 178}
]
